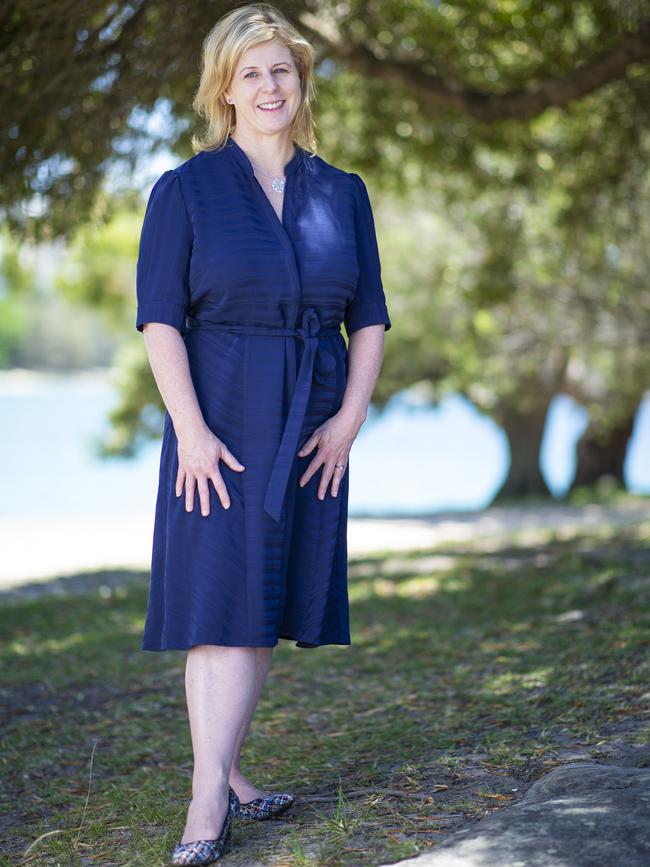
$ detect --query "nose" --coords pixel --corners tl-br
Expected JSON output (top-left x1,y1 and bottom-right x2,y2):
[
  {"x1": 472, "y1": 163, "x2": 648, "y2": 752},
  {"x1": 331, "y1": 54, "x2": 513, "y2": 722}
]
[{"x1": 259, "y1": 71, "x2": 281, "y2": 91}]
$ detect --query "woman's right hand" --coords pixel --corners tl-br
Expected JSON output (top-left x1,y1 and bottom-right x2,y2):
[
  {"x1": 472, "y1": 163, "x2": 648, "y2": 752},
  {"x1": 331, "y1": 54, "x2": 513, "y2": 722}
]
[{"x1": 175, "y1": 425, "x2": 245, "y2": 516}]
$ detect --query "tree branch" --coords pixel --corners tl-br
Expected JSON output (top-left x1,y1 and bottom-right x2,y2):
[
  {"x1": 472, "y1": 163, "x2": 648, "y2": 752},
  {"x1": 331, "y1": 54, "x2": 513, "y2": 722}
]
[{"x1": 302, "y1": 19, "x2": 650, "y2": 122}]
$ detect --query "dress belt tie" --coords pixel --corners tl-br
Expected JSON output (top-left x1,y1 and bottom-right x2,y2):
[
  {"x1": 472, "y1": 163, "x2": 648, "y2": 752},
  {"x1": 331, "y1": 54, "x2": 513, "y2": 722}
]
[{"x1": 184, "y1": 308, "x2": 340, "y2": 522}]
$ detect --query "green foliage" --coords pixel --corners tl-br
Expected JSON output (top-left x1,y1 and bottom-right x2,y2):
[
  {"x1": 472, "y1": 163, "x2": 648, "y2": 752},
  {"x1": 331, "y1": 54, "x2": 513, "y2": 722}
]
[
  {"x1": 98, "y1": 341, "x2": 165, "y2": 458},
  {"x1": 0, "y1": 298, "x2": 29, "y2": 366},
  {"x1": 2, "y1": 1, "x2": 648, "y2": 493},
  {"x1": 0, "y1": 232, "x2": 36, "y2": 363},
  {"x1": 53, "y1": 204, "x2": 142, "y2": 330},
  {"x1": 2, "y1": 1, "x2": 648, "y2": 237}
]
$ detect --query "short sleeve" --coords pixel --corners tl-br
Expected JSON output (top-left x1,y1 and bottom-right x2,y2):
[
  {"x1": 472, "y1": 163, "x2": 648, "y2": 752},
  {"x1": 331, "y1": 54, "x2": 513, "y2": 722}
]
[
  {"x1": 135, "y1": 169, "x2": 193, "y2": 334},
  {"x1": 343, "y1": 172, "x2": 392, "y2": 338}
]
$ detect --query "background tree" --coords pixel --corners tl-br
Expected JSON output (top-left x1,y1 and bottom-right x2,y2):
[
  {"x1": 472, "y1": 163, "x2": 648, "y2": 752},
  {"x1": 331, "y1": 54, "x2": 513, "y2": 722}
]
[
  {"x1": 2, "y1": 1, "x2": 648, "y2": 496},
  {"x1": 2, "y1": 1, "x2": 648, "y2": 236}
]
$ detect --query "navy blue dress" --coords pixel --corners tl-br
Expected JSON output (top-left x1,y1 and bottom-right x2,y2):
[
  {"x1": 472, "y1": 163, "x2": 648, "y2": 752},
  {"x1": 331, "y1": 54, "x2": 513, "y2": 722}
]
[{"x1": 136, "y1": 134, "x2": 391, "y2": 650}]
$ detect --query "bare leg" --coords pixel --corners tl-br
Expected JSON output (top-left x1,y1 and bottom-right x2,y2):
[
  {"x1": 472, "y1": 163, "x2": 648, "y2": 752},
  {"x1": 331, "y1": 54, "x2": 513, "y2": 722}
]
[
  {"x1": 229, "y1": 647, "x2": 274, "y2": 802},
  {"x1": 180, "y1": 645, "x2": 257, "y2": 845}
]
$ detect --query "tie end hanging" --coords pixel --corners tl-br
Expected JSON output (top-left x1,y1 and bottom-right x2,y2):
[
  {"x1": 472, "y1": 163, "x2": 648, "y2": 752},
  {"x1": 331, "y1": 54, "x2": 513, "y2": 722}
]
[{"x1": 263, "y1": 495, "x2": 283, "y2": 523}]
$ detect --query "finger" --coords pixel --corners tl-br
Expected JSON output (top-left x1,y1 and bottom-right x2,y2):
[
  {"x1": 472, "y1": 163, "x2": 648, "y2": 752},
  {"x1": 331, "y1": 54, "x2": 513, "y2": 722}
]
[
  {"x1": 185, "y1": 475, "x2": 196, "y2": 512},
  {"x1": 209, "y1": 471, "x2": 231, "y2": 510},
  {"x1": 297, "y1": 431, "x2": 319, "y2": 457},
  {"x1": 331, "y1": 463, "x2": 346, "y2": 498},
  {"x1": 175, "y1": 467, "x2": 186, "y2": 497},
  {"x1": 197, "y1": 477, "x2": 210, "y2": 517},
  {"x1": 318, "y1": 464, "x2": 336, "y2": 501},
  {"x1": 221, "y1": 446, "x2": 245, "y2": 471},
  {"x1": 299, "y1": 455, "x2": 324, "y2": 488}
]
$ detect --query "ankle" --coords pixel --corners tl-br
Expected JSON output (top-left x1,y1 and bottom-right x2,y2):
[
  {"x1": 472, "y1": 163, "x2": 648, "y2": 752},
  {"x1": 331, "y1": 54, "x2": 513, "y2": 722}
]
[{"x1": 192, "y1": 766, "x2": 230, "y2": 799}]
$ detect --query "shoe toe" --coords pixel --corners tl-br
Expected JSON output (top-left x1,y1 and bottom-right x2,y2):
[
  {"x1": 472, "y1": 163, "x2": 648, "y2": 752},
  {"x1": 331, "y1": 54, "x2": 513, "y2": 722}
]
[
  {"x1": 171, "y1": 839, "x2": 222, "y2": 865},
  {"x1": 171, "y1": 790, "x2": 239, "y2": 864},
  {"x1": 237, "y1": 791, "x2": 295, "y2": 820}
]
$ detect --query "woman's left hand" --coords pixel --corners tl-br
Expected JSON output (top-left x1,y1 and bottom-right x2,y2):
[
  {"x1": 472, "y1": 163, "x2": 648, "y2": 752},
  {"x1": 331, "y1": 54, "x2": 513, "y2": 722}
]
[{"x1": 297, "y1": 411, "x2": 361, "y2": 500}]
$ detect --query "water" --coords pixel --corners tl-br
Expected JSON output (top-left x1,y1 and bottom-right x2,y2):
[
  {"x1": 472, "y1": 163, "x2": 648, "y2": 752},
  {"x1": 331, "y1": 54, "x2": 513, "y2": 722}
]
[{"x1": 1, "y1": 370, "x2": 648, "y2": 520}]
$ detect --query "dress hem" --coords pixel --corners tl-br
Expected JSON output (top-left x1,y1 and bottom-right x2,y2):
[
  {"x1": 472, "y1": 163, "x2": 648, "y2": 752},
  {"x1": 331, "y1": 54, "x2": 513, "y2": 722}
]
[{"x1": 140, "y1": 633, "x2": 351, "y2": 652}]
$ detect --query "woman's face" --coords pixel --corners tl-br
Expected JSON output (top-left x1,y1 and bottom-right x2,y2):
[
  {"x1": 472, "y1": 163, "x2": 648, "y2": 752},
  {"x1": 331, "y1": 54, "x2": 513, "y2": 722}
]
[{"x1": 225, "y1": 38, "x2": 301, "y2": 137}]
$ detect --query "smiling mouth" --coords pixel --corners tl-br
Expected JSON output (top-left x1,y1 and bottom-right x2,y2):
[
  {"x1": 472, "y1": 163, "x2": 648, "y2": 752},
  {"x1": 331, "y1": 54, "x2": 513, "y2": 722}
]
[{"x1": 257, "y1": 100, "x2": 285, "y2": 111}]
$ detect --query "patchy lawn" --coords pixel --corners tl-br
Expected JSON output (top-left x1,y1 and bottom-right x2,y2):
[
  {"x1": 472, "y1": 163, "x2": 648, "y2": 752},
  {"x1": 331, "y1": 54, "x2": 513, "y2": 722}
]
[{"x1": 1, "y1": 515, "x2": 649, "y2": 866}]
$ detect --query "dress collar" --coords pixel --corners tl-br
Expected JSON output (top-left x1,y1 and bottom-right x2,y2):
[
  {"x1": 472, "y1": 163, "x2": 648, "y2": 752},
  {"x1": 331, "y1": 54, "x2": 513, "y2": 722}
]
[{"x1": 225, "y1": 134, "x2": 305, "y2": 176}]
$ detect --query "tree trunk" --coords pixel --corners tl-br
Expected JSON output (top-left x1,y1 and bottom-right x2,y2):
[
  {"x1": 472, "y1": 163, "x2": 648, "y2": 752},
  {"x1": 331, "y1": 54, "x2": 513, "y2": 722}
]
[
  {"x1": 570, "y1": 412, "x2": 637, "y2": 491},
  {"x1": 494, "y1": 400, "x2": 553, "y2": 500}
]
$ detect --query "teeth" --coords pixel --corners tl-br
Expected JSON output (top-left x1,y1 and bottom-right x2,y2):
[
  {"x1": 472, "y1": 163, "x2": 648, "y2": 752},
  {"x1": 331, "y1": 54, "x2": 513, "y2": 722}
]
[{"x1": 258, "y1": 100, "x2": 283, "y2": 109}]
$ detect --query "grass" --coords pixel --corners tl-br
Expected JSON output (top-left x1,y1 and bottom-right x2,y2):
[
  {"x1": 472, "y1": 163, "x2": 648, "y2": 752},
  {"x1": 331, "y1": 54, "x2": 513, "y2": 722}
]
[{"x1": 1, "y1": 514, "x2": 649, "y2": 866}]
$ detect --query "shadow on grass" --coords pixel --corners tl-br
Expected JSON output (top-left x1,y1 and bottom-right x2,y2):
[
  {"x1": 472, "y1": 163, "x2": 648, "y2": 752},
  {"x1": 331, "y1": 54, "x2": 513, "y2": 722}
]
[{"x1": 1, "y1": 522, "x2": 649, "y2": 866}]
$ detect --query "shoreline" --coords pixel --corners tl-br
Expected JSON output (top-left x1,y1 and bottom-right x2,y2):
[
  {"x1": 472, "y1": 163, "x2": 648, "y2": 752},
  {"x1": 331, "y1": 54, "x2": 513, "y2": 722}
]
[{"x1": 1, "y1": 498, "x2": 648, "y2": 593}]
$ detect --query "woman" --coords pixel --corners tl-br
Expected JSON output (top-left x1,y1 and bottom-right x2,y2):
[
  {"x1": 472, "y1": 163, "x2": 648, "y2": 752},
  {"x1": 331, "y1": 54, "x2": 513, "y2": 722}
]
[{"x1": 135, "y1": 3, "x2": 391, "y2": 864}]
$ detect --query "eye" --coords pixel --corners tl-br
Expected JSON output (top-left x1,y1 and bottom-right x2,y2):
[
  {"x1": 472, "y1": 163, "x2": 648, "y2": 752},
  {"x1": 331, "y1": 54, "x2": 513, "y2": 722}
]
[{"x1": 245, "y1": 68, "x2": 289, "y2": 78}]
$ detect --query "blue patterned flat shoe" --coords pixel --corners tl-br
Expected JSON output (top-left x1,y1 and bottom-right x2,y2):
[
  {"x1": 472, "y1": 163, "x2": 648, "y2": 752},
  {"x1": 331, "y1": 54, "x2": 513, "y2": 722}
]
[
  {"x1": 237, "y1": 792, "x2": 295, "y2": 821},
  {"x1": 171, "y1": 786, "x2": 240, "y2": 865}
]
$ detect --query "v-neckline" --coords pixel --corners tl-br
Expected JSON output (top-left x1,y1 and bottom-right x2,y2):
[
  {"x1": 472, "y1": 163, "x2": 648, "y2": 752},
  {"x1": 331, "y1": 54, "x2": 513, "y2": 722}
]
[
  {"x1": 225, "y1": 134, "x2": 304, "y2": 232},
  {"x1": 253, "y1": 173, "x2": 287, "y2": 230}
]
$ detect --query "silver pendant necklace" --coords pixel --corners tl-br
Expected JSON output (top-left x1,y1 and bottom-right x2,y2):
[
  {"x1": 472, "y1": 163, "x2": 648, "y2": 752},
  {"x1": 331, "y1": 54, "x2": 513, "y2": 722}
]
[
  {"x1": 251, "y1": 164, "x2": 286, "y2": 192},
  {"x1": 249, "y1": 151, "x2": 296, "y2": 193}
]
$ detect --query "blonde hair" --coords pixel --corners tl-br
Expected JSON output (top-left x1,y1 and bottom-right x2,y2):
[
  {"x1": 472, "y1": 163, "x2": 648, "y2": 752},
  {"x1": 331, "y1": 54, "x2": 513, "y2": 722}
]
[{"x1": 191, "y1": 3, "x2": 318, "y2": 155}]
